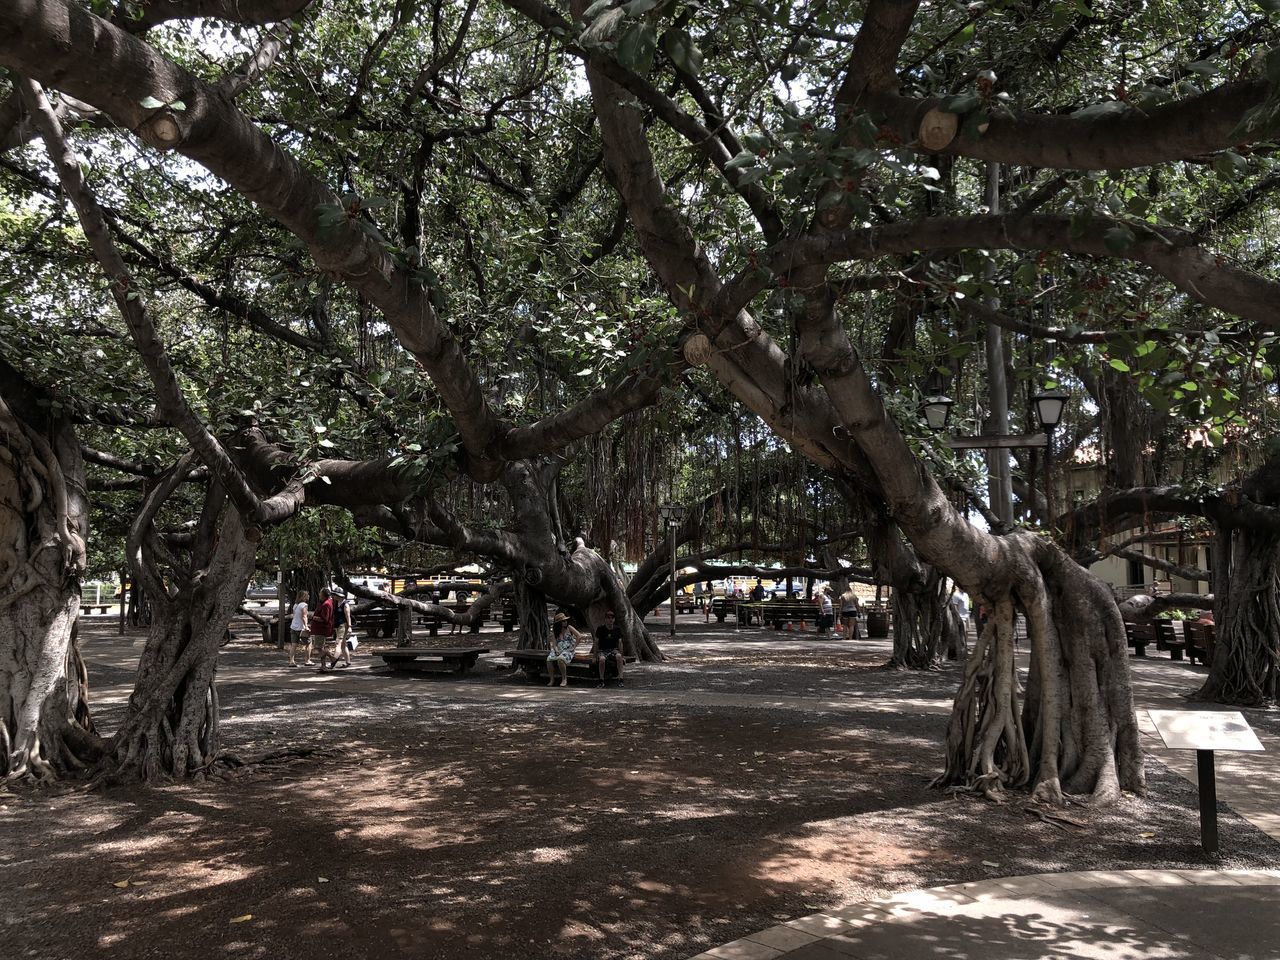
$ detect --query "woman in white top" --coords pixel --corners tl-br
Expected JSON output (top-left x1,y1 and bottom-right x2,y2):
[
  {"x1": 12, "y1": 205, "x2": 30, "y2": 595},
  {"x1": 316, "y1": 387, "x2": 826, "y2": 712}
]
[
  {"x1": 817, "y1": 589, "x2": 834, "y2": 635},
  {"x1": 288, "y1": 590, "x2": 310, "y2": 667}
]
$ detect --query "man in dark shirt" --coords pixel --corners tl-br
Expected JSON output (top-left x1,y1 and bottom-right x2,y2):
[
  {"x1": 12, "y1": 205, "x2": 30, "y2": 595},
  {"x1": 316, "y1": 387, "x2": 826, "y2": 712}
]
[
  {"x1": 745, "y1": 578, "x2": 766, "y2": 626},
  {"x1": 593, "y1": 609, "x2": 625, "y2": 686}
]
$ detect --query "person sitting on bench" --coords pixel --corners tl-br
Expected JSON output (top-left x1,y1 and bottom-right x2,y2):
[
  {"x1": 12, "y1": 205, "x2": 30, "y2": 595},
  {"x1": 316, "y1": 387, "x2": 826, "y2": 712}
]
[
  {"x1": 593, "y1": 609, "x2": 625, "y2": 687},
  {"x1": 547, "y1": 612, "x2": 585, "y2": 687}
]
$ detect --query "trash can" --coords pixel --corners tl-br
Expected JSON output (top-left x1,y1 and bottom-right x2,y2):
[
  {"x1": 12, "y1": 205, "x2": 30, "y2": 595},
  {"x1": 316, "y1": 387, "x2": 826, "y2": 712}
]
[{"x1": 866, "y1": 610, "x2": 889, "y2": 638}]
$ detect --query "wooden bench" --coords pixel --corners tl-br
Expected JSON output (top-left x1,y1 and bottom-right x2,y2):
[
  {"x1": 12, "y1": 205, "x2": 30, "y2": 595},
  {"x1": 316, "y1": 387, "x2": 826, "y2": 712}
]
[
  {"x1": 1185, "y1": 621, "x2": 1216, "y2": 667},
  {"x1": 761, "y1": 600, "x2": 822, "y2": 630},
  {"x1": 379, "y1": 647, "x2": 490, "y2": 674},
  {"x1": 505, "y1": 648, "x2": 635, "y2": 682},
  {"x1": 1125, "y1": 622, "x2": 1154, "y2": 657},
  {"x1": 354, "y1": 604, "x2": 399, "y2": 638},
  {"x1": 1154, "y1": 619, "x2": 1186, "y2": 661}
]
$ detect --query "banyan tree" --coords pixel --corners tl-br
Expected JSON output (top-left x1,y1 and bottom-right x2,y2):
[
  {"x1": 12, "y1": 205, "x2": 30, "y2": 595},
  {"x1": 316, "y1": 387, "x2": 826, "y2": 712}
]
[{"x1": 3, "y1": 0, "x2": 1280, "y2": 803}]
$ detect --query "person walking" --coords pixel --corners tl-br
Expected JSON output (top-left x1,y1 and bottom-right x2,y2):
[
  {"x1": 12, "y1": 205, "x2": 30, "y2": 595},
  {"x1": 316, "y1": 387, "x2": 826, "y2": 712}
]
[
  {"x1": 322, "y1": 589, "x2": 356, "y2": 670},
  {"x1": 307, "y1": 588, "x2": 336, "y2": 668},
  {"x1": 288, "y1": 589, "x2": 310, "y2": 667},
  {"x1": 950, "y1": 587, "x2": 970, "y2": 634}
]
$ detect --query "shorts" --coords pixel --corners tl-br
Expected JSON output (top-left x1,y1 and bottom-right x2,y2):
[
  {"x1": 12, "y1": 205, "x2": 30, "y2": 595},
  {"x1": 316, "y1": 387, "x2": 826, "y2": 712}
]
[
  {"x1": 547, "y1": 653, "x2": 570, "y2": 664},
  {"x1": 291, "y1": 629, "x2": 306, "y2": 644},
  {"x1": 597, "y1": 648, "x2": 622, "y2": 660},
  {"x1": 336, "y1": 624, "x2": 351, "y2": 645}
]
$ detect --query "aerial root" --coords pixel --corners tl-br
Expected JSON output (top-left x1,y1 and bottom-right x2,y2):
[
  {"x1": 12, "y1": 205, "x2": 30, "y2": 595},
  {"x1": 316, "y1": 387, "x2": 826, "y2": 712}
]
[
  {"x1": 205, "y1": 746, "x2": 334, "y2": 779},
  {"x1": 1024, "y1": 804, "x2": 1087, "y2": 831}
]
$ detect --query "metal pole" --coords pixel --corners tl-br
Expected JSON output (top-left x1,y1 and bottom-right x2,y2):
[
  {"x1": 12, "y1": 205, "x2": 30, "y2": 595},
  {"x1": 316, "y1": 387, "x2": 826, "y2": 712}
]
[
  {"x1": 276, "y1": 559, "x2": 287, "y2": 649},
  {"x1": 669, "y1": 526, "x2": 677, "y2": 637},
  {"x1": 1197, "y1": 749, "x2": 1219, "y2": 854},
  {"x1": 1043, "y1": 427, "x2": 1054, "y2": 531}
]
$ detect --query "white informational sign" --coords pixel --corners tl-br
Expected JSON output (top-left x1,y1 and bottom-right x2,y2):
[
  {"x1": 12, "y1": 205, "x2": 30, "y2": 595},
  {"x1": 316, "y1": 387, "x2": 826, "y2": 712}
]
[{"x1": 1147, "y1": 710, "x2": 1264, "y2": 753}]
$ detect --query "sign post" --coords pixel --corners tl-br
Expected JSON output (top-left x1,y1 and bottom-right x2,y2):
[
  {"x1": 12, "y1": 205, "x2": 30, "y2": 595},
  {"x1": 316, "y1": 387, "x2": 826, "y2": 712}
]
[{"x1": 1147, "y1": 710, "x2": 1264, "y2": 855}]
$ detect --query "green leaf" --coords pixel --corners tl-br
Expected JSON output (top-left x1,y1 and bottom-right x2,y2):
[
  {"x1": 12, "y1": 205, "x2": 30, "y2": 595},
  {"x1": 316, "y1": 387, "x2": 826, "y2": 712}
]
[
  {"x1": 582, "y1": 0, "x2": 612, "y2": 18},
  {"x1": 780, "y1": 63, "x2": 800, "y2": 83},
  {"x1": 663, "y1": 28, "x2": 704, "y2": 75},
  {"x1": 1103, "y1": 224, "x2": 1136, "y2": 254},
  {"x1": 938, "y1": 93, "x2": 979, "y2": 114},
  {"x1": 724, "y1": 150, "x2": 758, "y2": 171},
  {"x1": 139, "y1": 96, "x2": 166, "y2": 109},
  {"x1": 1108, "y1": 358, "x2": 1131, "y2": 372},
  {"x1": 1071, "y1": 101, "x2": 1130, "y2": 120},
  {"x1": 617, "y1": 22, "x2": 657, "y2": 73},
  {"x1": 623, "y1": 0, "x2": 659, "y2": 14}
]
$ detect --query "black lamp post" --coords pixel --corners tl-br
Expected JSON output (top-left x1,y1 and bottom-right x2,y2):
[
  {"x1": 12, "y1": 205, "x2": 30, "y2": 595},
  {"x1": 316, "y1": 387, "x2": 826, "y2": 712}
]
[
  {"x1": 922, "y1": 394, "x2": 955, "y2": 432},
  {"x1": 1030, "y1": 388, "x2": 1070, "y2": 526}
]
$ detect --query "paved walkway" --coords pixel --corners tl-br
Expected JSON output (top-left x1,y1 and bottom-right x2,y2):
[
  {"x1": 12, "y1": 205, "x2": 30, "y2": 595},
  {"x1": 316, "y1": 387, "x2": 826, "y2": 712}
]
[{"x1": 687, "y1": 869, "x2": 1280, "y2": 960}]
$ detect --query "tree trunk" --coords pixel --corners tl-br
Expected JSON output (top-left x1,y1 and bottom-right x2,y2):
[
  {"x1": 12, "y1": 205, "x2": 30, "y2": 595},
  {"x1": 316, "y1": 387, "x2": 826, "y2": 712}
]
[
  {"x1": 515, "y1": 577, "x2": 550, "y2": 650},
  {"x1": 1195, "y1": 526, "x2": 1280, "y2": 706},
  {"x1": 502, "y1": 461, "x2": 664, "y2": 661},
  {"x1": 98, "y1": 479, "x2": 257, "y2": 783},
  {"x1": 868, "y1": 517, "x2": 954, "y2": 670},
  {"x1": 0, "y1": 364, "x2": 100, "y2": 781},
  {"x1": 888, "y1": 567, "x2": 955, "y2": 670},
  {"x1": 936, "y1": 531, "x2": 1144, "y2": 804}
]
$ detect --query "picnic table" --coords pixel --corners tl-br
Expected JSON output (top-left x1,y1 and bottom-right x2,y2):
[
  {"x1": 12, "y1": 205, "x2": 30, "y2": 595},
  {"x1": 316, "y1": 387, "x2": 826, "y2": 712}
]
[
  {"x1": 709, "y1": 597, "x2": 739, "y2": 623},
  {"x1": 379, "y1": 647, "x2": 490, "y2": 674}
]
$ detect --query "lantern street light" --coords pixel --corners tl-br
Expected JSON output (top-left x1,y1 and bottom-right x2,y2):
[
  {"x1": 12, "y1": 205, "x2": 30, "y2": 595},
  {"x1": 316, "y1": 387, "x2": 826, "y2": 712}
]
[
  {"x1": 921, "y1": 395, "x2": 955, "y2": 432},
  {"x1": 1031, "y1": 388, "x2": 1070, "y2": 432},
  {"x1": 923, "y1": 378, "x2": 1073, "y2": 528},
  {"x1": 1031, "y1": 388, "x2": 1070, "y2": 526},
  {"x1": 657, "y1": 503, "x2": 686, "y2": 636}
]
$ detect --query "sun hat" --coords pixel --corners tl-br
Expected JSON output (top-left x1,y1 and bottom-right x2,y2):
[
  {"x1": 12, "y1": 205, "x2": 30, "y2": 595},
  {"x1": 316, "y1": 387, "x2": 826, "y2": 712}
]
[{"x1": 553, "y1": 612, "x2": 568, "y2": 623}]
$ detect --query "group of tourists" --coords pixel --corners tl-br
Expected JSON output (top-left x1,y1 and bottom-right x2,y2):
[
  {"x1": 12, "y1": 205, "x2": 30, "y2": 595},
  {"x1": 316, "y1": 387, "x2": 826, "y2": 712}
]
[
  {"x1": 288, "y1": 587, "x2": 359, "y2": 669},
  {"x1": 546, "y1": 609, "x2": 626, "y2": 687}
]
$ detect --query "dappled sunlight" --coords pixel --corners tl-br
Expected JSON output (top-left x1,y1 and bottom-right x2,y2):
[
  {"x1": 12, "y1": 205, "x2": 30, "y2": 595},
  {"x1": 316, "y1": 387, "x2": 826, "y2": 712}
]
[{"x1": 2, "y1": 621, "x2": 1275, "y2": 959}]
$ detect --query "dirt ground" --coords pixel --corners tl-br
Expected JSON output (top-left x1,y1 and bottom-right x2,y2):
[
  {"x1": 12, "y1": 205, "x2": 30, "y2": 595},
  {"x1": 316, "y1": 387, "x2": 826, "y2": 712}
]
[{"x1": 3, "y1": 617, "x2": 1278, "y2": 960}]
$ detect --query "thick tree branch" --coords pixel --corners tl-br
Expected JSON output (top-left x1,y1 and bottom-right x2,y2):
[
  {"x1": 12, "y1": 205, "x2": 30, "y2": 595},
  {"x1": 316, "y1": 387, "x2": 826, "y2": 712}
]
[
  {"x1": 769, "y1": 214, "x2": 1280, "y2": 334},
  {"x1": 862, "y1": 78, "x2": 1270, "y2": 170},
  {"x1": 129, "y1": 0, "x2": 312, "y2": 31}
]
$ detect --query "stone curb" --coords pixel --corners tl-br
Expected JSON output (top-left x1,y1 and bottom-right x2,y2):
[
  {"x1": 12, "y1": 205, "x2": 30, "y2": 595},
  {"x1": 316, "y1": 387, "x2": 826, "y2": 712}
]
[{"x1": 685, "y1": 868, "x2": 1280, "y2": 960}]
